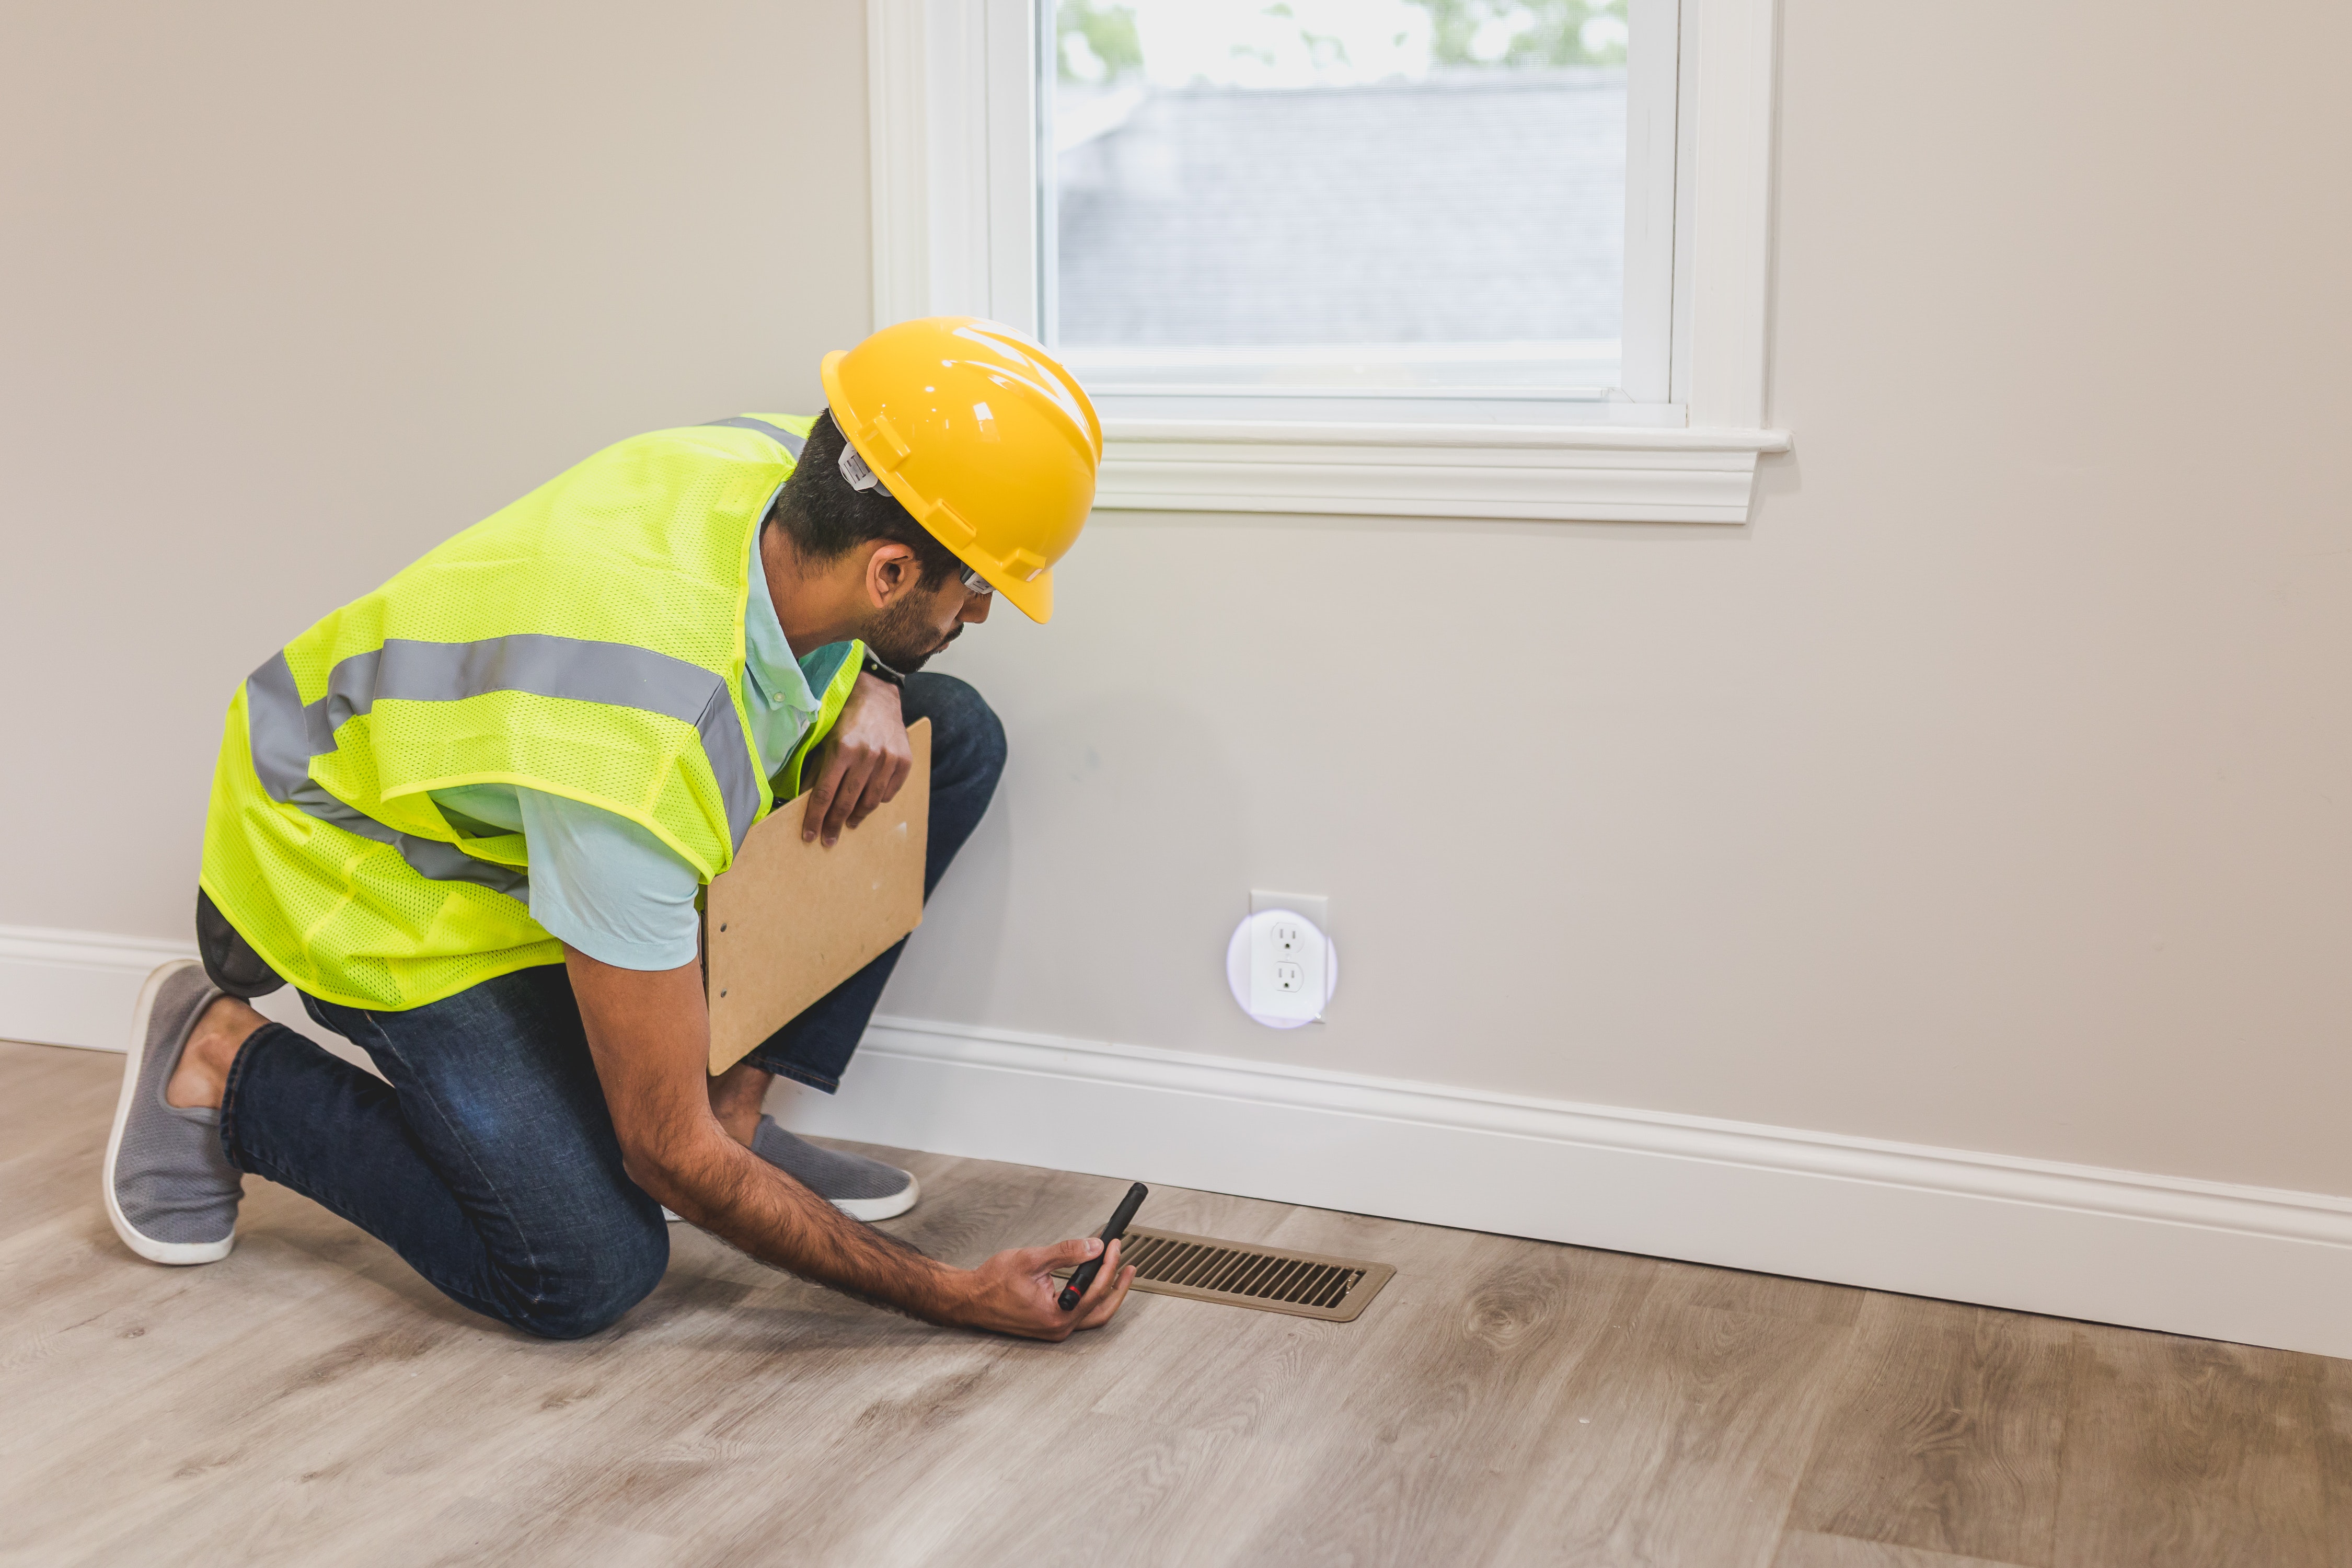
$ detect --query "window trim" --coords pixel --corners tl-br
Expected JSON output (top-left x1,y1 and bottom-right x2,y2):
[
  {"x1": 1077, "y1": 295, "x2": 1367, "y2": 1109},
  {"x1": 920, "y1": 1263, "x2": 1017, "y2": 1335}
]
[{"x1": 865, "y1": 0, "x2": 1788, "y2": 525}]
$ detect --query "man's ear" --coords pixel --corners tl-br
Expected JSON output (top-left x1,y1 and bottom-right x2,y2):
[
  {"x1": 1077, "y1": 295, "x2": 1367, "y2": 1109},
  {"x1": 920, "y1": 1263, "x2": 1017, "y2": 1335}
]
[{"x1": 862, "y1": 542, "x2": 921, "y2": 608}]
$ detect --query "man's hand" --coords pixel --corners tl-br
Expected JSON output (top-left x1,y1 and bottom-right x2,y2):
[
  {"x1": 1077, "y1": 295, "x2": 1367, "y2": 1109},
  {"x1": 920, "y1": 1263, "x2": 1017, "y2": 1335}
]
[
  {"x1": 563, "y1": 946, "x2": 1135, "y2": 1342},
  {"x1": 956, "y1": 1237, "x2": 1136, "y2": 1340},
  {"x1": 803, "y1": 672, "x2": 912, "y2": 846}
]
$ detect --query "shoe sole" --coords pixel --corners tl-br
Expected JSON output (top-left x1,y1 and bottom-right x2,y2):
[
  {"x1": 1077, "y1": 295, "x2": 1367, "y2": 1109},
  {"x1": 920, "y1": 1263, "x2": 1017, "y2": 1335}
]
[
  {"x1": 832, "y1": 1173, "x2": 920, "y2": 1223},
  {"x1": 103, "y1": 960, "x2": 236, "y2": 1266},
  {"x1": 662, "y1": 1172, "x2": 920, "y2": 1225}
]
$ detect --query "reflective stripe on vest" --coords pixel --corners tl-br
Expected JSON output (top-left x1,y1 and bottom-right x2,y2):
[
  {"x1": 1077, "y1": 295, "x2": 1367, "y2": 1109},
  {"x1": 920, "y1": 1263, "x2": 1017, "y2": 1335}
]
[
  {"x1": 243, "y1": 632, "x2": 767, "y2": 873},
  {"x1": 700, "y1": 417, "x2": 808, "y2": 456},
  {"x1": 246, "y1": 649, "x2": 533, "y2": 902}
]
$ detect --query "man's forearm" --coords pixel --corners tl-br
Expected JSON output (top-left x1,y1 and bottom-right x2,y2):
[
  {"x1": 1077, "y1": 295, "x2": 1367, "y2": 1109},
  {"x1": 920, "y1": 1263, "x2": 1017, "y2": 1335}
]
[
  {"x1": 562, "y1": 946, "x2": 966, "y2": 1324},
  {"x1": 637, "y1": 1120, "x2": 963, "y2": 1323},
  {"x1": 566, "y1": 947, "x2": 1132, "y2": 1341}
]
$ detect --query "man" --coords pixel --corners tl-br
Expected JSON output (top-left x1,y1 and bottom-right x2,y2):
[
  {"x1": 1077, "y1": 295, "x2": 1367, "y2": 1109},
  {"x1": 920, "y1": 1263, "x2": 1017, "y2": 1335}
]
[{"x1": 101, "y1": 318, "x2": 1134, "y2": 1340}]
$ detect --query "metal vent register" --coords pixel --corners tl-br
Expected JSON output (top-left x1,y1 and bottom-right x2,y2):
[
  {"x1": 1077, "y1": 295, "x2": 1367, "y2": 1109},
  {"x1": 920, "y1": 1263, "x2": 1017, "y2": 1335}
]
[{"x1": 1058, "y1": 1227, "x2": 1394, "y2": 1322}]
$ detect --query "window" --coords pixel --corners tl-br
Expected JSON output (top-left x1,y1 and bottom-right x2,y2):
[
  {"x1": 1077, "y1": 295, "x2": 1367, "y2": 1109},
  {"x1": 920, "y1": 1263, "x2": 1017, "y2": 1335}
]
[
  {"x1": 1048, "y1": 0, "x2": 1663, "y2": 419},
  {"x1": 866, "y1": 0, "x2": 1784, "y2": 523}
]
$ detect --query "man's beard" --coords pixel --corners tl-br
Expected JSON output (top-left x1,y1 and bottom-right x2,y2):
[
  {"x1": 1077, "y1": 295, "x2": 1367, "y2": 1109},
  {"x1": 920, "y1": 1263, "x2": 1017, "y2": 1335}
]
[{"x1": 862, "y1": 593, "x2": 963, "y2": 674}]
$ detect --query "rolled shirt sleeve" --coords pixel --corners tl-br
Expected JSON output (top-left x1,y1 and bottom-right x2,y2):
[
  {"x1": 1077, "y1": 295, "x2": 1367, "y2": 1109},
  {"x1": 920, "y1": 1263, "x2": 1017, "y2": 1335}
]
[{"x1": 512, "y1": 788, "x2": 705, "y2": 971}]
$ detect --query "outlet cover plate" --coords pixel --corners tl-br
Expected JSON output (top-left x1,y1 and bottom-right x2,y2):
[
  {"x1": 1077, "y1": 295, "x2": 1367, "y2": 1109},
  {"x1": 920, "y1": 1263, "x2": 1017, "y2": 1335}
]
[
  {"x1": 1248, "y1": 914, "x2": 1322, "y2": 1021},
  {"x1": 1227, "y1": 906, "x2": 1339, "y2": 1029},
  {"x1": 1250, "y1": 890, "x2": 1328, "y2": 929}
]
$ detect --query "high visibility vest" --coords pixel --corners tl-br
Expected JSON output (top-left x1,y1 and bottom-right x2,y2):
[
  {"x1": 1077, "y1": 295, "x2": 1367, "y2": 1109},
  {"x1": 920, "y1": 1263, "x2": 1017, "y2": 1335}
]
[{"x1": 198, "y1": 415, "x2": 863, "y2": 1011}]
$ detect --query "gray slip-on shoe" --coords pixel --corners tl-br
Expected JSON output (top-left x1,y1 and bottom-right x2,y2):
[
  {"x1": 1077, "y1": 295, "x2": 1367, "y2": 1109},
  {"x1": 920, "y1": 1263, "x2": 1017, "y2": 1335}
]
[
  {"x1": 663, "y1": 1116, "x2": 920, "y2": 1224},
  {"x1": 103, "y1": 960, "x2": 244, "y2": 1265},
  {"x1": 753, "y1": 1117, "x2": 920, "y2": 1221}
]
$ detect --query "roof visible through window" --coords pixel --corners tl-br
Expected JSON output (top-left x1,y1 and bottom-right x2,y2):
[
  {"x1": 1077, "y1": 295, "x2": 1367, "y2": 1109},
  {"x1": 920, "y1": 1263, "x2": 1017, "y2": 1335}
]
[{"x1": 1050, "y1": 0, "x2": 1631, "y2": 396}]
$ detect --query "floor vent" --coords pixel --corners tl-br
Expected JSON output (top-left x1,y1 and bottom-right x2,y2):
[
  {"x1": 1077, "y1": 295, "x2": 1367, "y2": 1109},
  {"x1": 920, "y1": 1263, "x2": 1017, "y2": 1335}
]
[{"x1": 1066, "y1": 1226, "x2": 1396, "y2": 1322}]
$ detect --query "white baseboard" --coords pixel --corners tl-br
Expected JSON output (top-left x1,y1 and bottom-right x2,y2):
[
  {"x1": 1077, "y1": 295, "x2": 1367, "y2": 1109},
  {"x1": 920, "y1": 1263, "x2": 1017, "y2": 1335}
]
[
  {"x1": 13, "y1": 924, "x2": 2347, "y2": 1358},
  {"x1": 0, "y1": 924, "x2": 198, "y2": 1051},
  {"x1": 0, "y1": 923, "x2": 360, "y2": 1065},
  {"x1": 780, "y1": 1015, "x2": 2352, "y2": 1361}
]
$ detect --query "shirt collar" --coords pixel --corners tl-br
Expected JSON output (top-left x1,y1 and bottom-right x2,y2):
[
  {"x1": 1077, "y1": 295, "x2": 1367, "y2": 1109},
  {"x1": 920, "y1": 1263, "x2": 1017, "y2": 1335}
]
[{"x1": 744, "y1": 527, "x2": 821, "y2": 724}]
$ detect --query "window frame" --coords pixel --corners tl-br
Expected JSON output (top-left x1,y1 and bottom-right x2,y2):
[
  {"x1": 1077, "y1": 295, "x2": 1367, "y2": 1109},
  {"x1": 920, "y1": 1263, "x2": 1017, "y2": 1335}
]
[{"x1": 865, "y1": 0, "x2": 1787, "y2": 524}]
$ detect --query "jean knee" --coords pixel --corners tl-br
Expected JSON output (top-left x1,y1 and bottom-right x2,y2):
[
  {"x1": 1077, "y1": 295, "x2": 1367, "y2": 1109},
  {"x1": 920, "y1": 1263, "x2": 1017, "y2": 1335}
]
[
  {"x1": 505, "y1": 1210, "x2": 669, "y2": 1340},
  {"x1": 907, "y1": 673, "x2": 1007, "y2": 791}
]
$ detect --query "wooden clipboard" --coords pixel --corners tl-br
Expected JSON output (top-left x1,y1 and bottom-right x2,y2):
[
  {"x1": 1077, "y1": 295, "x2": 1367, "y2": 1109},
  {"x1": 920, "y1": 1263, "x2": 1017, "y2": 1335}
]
[{"x1": 702, "y1": 718, "x2": 929, "y2": 1074}]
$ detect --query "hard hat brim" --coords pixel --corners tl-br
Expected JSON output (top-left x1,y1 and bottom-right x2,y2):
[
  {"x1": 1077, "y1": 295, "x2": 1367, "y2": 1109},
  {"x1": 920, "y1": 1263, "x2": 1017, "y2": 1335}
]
[{"x1": 992, "y1": 567, "x2": 1051, "y2": 624}]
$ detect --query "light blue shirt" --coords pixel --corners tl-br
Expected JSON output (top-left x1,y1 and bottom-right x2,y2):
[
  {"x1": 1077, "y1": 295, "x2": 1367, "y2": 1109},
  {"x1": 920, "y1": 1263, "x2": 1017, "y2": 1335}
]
[{"x1": 430, "y1": 533, "x2": 856, "y2": 971}]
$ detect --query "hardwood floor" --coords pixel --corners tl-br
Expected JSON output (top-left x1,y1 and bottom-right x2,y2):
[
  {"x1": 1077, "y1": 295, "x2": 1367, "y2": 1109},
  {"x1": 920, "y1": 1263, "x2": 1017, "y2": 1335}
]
[
  {"x1": 2, "y1": 1037, "x2": 2344, "y2": 1567},
  {"x1": 1785, "y1": 1294, "x2": 2076, "y2": 1564}
]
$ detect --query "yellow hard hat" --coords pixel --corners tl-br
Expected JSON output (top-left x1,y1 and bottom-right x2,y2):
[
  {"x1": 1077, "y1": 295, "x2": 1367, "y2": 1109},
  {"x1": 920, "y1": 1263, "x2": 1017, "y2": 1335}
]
[{"x1": 821, "y1": 317, "x2": 1102, "y2": 623}]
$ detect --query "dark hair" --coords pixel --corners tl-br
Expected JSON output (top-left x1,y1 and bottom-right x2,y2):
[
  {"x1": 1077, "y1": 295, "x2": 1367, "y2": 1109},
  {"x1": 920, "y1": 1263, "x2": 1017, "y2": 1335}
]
[{"x1": 768, "y1": 410, "x2": 965, "y2": 590}]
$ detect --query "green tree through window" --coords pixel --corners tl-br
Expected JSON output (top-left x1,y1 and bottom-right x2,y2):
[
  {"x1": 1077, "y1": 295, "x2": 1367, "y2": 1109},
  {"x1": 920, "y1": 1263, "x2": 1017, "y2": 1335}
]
[
  {"x1": 1406, "y1": 0, "x2": 1629, "y2": 68},
  {"x1": 1057, "y1": 1, "x2": 1144, "y2": 83}
]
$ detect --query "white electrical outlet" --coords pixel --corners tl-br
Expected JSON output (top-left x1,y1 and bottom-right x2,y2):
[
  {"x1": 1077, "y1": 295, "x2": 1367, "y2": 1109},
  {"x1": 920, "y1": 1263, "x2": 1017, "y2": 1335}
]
[{"x1": 1230, "y1": 907, "x2": 1335, "y2": 1028}]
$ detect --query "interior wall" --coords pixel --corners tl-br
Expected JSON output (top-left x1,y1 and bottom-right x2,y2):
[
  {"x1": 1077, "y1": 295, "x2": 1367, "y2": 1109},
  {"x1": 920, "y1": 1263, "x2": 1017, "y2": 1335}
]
[
  {"x1": 7, "y1": 1, "x2": 2347, "y2": 1198},
  {"x1": 0, "y1": 0, "x2": 870, "y2": 938},
  {"x1": 892, "y1": 0, "x2": 2352, "y2": 1195}
]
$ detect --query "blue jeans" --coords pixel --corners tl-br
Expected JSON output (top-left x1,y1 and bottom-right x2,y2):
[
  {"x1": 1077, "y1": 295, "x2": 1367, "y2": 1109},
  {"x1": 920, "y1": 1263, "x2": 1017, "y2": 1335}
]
[{"x1": 216, "y1": 674, "x2": 1006, "y2": 1339}]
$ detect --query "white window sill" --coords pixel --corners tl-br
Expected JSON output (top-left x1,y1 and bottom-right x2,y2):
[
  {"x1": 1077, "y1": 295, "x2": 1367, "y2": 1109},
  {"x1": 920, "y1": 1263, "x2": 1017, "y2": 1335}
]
[{"x1": 1095, "y1": 420, "x2": 1792, "y2": 524}]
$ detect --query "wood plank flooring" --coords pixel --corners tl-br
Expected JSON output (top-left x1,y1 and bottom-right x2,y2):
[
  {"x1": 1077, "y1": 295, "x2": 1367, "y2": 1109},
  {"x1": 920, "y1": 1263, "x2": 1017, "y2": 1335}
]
[{"x1": 2, "y1": 1037, "x2": 2344, "y2": 1568}]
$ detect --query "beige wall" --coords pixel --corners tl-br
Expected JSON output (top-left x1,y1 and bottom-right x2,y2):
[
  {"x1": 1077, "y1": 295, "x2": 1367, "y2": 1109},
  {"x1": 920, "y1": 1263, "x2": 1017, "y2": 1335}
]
[
  {"x1": 0, "y1": 0, "x2": 870, "y2": 933},
  {"x1": 7, "y1": 2, "x2": 2347, "y2": 1194},
  {"x1": 894, "y1": 1, "x2": 2352, "y2": 1194}
]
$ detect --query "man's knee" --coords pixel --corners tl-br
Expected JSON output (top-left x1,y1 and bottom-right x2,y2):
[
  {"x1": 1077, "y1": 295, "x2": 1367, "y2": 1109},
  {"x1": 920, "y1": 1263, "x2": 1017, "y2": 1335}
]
[
  {"x1": 904, "y1": 673, "x2": 1007, "y2": 793},
  {"x1": 502, "y1": 1207, "x2": 669, "y2": 1340}
]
